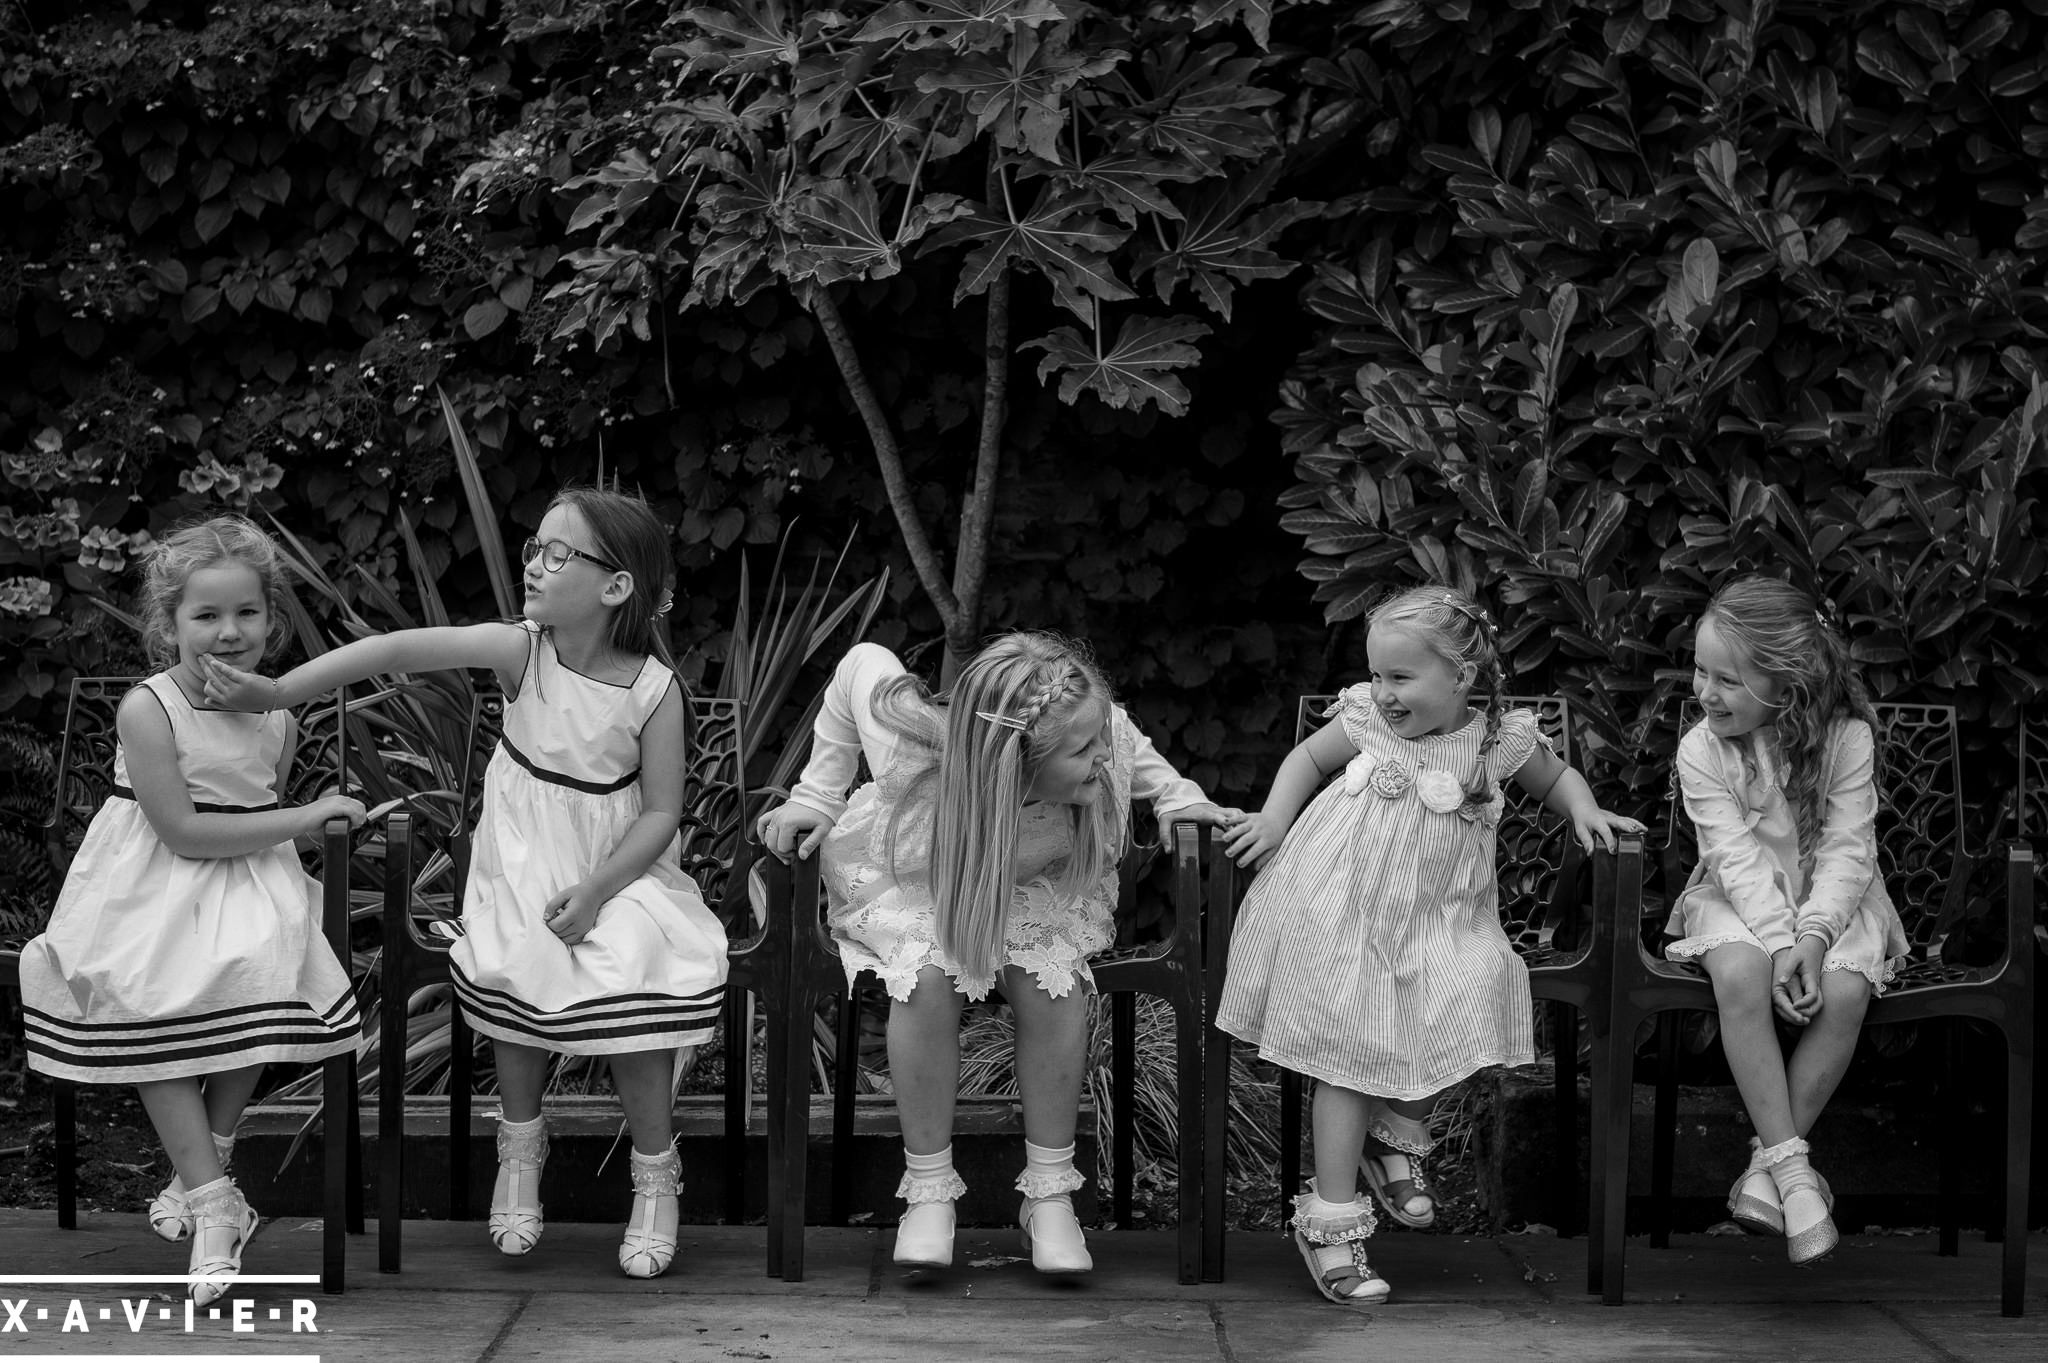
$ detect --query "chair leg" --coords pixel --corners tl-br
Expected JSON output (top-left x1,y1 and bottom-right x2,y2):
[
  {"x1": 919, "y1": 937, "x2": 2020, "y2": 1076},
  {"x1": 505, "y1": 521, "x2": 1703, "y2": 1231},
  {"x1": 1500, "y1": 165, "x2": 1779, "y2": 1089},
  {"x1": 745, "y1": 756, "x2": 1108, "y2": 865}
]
[
  {"x1": 322, "y1": 1052, "x2": 348, "y2": 1294},
  {"x1": 830, "y1": 987, "x2": 861, "y2": 1226},
  {"x1": 54, "y1": 1078, "x2": 76, "y2": 1230},
  {"x1": 1278, "y1": 1069, "x2": 1302, "y2": 1219},
  {"x1": 379, "y1": 971, "x2": 405, "y2": 1273},
  {"x1": 1171, "y1": 996, "x2": 1203, "y2": 1287},
  {"x1": 721, "y1": 988, "x2": 751, "y2": 1227},
  {"x1": 1551, "y1": 1000, "x2": 1581, "y2": 1236},
  {"x1": 1649, "y1": 1012, "x2": 1680, "y2": 1250},
  {"x1": 2003, "y1": 1024, "x2": 2033, "y2": 1318},
  {"x1": 345, "y1": 1056, "x2": 364, "y2": 1236},
  {"x1": 1201, "y1": 1008, "x2": 1230, "y2": 1283},
  {"x1": 1940, "y1": 1024, "x2": 1963, "y2": 1257},
  {"x1": 775, "y1": 971, "x2": 820, "y2": 1283},
  {"x1": 1595, "y1": 1009, "x2": 1633, "y2": 1305},
  {"x1": 451, "y1": 1009, "x2": 472, "y2": 1222},
  {"x1": 1112, "y1": 991, "x2": 1136, "y2": 1227}
]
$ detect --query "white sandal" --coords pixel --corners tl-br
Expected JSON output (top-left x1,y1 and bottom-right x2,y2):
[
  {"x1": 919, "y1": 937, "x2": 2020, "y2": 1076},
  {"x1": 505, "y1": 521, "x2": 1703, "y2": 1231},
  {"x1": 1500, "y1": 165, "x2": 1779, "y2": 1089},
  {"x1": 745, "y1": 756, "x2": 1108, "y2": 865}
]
[
  {"x1": 619, "y1": 1147, "x2": 681, "y2": 1278},
  {"x1": 186, "y1": 1178, "x2": 259, "y2": 1307},
  {"x1": 489, "y1": 1115, "x2": 548, "y2": 1256},
  {"x1": 150, "y1": 1134, "x2": 236, "y2": 1242}
]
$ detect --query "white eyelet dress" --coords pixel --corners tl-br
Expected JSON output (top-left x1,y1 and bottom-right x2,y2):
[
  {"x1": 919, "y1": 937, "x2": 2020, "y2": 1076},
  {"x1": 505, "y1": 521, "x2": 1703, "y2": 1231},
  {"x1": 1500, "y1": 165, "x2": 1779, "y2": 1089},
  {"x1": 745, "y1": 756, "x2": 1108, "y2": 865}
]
[
  {"x1": 1216, "y1": 687, "x2": 1544, "y2": 1101},
  {"x1": 785, "y1": 644, "x2": 1210, "y2": 1002},
  {"x1": 448, "y1": 623, "x2": 728, "y2": 1054},
  {"x1": 18, "y1": 673, "x2": 361, "y2": 1083},
  {"x1": 1664, "y1": 718, "x2": 1906, "y2": 989}
]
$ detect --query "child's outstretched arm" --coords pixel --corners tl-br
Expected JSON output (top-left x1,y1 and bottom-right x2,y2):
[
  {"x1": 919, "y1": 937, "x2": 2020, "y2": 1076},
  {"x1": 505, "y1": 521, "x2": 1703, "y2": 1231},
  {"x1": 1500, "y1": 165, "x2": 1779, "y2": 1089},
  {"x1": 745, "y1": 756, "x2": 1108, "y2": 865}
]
[
  {"x1": 759, "y1": 643, "x2": 906, "y2": 861},
  {"x1": 1124, "y1": 713, "x2": 1238, "y2": 835},
  {"x1": 118, "y1": 688, "x2": 366, "y2": 860},
  {"x1": 540, "y1": 681, "x2": 689, "y2": 947},
  {"x1": 1222, "y1": 720, "x2": 1359, "y2": 870},
  {"x1": 1508, "y1": 744, "x2": 1643, "y2": 853},
  {"x1": 199, "y1": 622, "x2": 530, "y2": 711}
]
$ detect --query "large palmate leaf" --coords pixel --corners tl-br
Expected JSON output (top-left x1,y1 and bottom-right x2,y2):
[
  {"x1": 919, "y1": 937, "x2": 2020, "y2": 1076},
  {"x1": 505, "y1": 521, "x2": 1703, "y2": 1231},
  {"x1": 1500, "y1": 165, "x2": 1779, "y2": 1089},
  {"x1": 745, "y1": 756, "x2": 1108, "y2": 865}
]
[
  {"x1": 912, "y1": 21, "x2": 1127, "y2": 161},
  {"x1": 855, "y1": 0, "x2": 1067, "y2": 50},
  {"x1": 785, "y1": 177, "x2": 971, "y2": 285},
  {"x1": 1132, "y1": 160, "x2": 1316, "y2": 320},
  {"x1": 928, "y1": 185, "x2": 1135, "y2": 318},
  {"x1": 1107, "y1": 38, "x2": 1286, "y2": 170},
  {"x1": 1023, "y1": 312, "x2": 1211, "y2": 416}
]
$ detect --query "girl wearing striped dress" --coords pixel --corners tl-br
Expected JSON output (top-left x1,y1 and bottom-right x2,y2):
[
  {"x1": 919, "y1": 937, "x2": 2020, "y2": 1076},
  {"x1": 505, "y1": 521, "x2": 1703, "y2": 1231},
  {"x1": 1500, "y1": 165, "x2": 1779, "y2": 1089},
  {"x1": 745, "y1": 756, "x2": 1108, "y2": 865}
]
[
  {"x1": 19, "y1": 515, "x2": 366, "y2": 1305},
  {"x1": 204, "y1": 487, "x2": 726, "y2": 1280},
  {"x1": 1217, "y1": 586, "x2": 1639, "y2": 1304}
]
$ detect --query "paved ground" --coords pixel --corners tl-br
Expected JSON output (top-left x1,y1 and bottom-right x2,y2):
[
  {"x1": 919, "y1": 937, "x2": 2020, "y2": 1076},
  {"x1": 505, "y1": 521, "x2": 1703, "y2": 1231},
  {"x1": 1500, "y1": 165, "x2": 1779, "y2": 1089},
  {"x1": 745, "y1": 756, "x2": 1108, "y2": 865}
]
[{"x1": 0, "y1": 1209, "x2": 2043, "y2": 1362}]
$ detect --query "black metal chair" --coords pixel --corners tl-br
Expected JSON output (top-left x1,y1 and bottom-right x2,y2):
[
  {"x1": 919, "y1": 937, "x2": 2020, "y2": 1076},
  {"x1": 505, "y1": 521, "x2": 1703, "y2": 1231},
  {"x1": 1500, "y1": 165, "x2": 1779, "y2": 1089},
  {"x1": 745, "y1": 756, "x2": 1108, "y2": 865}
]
[
  {"x1": 7, "y1": 675, "x2": 376, "y2": 1293},
  {"x1": 1603, "y1": 702, "x2": 2035, "y2": 1315},
  {"x1": 1205, "y1": 693, "x2": 1620, "y2": 1291},
  {"x1": 763, "y1": 814, "x2": 1222, "y2": 1283}
]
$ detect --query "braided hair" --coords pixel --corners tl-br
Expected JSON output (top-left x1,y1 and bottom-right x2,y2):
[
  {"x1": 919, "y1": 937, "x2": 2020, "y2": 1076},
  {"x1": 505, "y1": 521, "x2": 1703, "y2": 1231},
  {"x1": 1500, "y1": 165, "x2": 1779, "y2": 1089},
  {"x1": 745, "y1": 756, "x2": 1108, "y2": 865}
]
[
  {"x1": 1699, "y1": 578, "x2": 1878, "y2": 878},
  {"x1": 1368, "y1": 585, "x2": 1506, "y2": 810},
  {"x1": 870, "y1": 632, "x2": 1118, "y2": 984}
]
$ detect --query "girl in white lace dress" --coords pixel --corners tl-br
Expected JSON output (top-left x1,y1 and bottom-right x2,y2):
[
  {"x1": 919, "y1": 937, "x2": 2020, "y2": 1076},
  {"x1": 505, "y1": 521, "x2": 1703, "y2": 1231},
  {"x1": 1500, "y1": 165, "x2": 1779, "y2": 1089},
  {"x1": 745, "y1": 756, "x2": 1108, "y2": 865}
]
[
  {"x1": 1217, "y1": 586, "x2": 1637, "y2": 1305},
  {"x1": 205, "y1": 488, "x2": 723, "y2": 1281},
  {"x1": 758, "y1": 636, "x2": 1232, "y2": 1275},
  {"x1": 1666, "y1": 577, "x2": 1905, "y2": 1266}
]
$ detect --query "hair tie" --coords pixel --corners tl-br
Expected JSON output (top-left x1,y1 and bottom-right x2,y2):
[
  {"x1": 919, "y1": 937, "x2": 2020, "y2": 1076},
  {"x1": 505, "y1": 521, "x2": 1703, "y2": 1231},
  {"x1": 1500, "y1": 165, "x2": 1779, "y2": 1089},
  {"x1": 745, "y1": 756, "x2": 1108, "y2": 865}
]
[
  {"x1": 974, "y1": 709, "x2": 1028, "y2": 732},
  {"x1": 1813, "y1": 604, "x2": 1837, "y2": 632}
]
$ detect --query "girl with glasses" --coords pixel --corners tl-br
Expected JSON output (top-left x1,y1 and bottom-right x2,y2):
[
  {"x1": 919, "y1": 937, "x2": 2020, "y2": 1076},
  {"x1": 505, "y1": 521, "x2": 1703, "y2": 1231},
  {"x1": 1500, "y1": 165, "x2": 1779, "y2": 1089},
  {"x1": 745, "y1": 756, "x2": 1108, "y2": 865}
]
[{"x1": 201, "y1": 486, "x2": 723, "y2": 1281}]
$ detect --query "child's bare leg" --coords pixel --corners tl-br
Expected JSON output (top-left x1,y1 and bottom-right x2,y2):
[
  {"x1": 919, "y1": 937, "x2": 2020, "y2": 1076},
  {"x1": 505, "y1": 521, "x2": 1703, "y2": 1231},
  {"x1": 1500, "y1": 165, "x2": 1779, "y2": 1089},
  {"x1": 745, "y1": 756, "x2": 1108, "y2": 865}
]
[
  {"x1": 199, "y1": 1064, "x2": 264, "y2": 1139},
  {"x1": 1312, "y1": 1082, "x2": 1372, "y2": 1202},
  {"x1": 609, "y1": 1047, "x2": 682, "y2": 1278},
  {"x1": 1701, "y1": 943, "x2": 1794, "y2": 1145},
  {"x1": 1006, "y1": 967, "x2": 1086, "y2": 1149},
  {"x1": 488, "y1": 1040, "x2": 552, "y2": 1256},
  {"x1": 886, "y1": 966, "x2": 967, "y2": 1267},
  {"x1": 1005, "y1": 968, "x2": 1091, "y2": 1273},
  {"x1": 493, "y1": 1040, "x2": 550, "y2": 1123},
  {"x1": 137, "y1": 1078, "x2": 224, "y2": 1188},
  {"x1": 888, "y1": 966, "x2": 966, "y2": 1154},
  {"x1": 1788, "y1": 969, "x2": 1870, "y2": 1136}
]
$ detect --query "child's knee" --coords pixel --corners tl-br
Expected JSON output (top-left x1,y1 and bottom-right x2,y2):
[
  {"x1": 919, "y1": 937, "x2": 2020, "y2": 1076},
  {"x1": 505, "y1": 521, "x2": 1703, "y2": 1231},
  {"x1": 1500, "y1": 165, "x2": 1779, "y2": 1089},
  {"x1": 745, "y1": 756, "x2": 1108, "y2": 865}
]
[
  {"x1": 1703, "y1": 944, "x2": 1772, "y2": 1008},
  {"x1": 1819, "y1": 967, "x2": 1872, "y2": 1016}
]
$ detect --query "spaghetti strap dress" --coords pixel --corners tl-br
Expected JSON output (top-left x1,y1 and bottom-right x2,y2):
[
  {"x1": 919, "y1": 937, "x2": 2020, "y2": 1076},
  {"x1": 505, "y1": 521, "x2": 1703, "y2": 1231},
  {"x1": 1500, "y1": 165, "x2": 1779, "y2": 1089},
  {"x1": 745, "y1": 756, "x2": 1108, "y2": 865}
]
[
  {"x1": 19, "y1": 672, "x2": 361, "y2": 1084},
  {"x1": 448, "y1": 622, "x2": 728, "y2": 1054}
]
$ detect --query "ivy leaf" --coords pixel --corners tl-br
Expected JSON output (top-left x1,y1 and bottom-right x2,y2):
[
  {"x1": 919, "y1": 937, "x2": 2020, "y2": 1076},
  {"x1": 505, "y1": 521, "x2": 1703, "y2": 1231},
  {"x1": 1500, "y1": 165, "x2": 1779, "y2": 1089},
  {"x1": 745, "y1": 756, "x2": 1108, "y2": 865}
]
[
  {"x1": 927, "y1": 187, "x2": 1134, "y2": 320},
  {"x1": 1130, "y1": 160, "x2": 1313, "y2": 320},
  {"x1": 1023, "y1": 313, "x2": 1210, "y2": 416},
  {"x1": 855, "y1": 0, "x2": 1067, "y2": 50},
  {"x1": 913, "y1": 21, "x2": 1126, "y2": 161}
]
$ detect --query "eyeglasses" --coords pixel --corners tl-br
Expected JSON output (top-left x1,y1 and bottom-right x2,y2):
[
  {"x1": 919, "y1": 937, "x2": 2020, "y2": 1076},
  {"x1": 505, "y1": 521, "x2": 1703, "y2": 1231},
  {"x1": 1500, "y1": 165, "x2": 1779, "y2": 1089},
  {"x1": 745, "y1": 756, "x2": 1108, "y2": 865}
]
[{"x1": 520, "y1": 537, "x2": 621, "y2": 575}]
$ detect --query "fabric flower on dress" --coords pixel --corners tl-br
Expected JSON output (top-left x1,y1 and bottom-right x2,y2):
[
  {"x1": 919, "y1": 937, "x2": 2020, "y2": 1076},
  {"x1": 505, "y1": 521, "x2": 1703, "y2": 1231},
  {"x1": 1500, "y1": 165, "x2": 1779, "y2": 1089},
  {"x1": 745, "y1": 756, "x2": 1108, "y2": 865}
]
[
  {"x1": 1457, "y1": 792, "x2": 1504, "y2": 827},
  {"x1": 1366, "y1": 757, "x2": 1414, "y2": 799},
  {"x1": 1414, "y1": 769, "x2": 1463, "y2": 814},
  {"x1": 1340, "y1": 751, "x2": 1378, "y2": 797}
]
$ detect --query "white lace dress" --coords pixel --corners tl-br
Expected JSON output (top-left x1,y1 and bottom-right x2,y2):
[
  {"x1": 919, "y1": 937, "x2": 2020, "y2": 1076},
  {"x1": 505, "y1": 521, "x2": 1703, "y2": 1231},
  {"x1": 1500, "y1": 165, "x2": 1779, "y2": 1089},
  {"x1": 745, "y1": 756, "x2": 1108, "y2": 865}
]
[
  {"x1": 785, "y1": 643, "x2": 1208, "y2": 1001},
  {"x1": 1665, "y1": 718, "x2": 1906, "y2": 989}
]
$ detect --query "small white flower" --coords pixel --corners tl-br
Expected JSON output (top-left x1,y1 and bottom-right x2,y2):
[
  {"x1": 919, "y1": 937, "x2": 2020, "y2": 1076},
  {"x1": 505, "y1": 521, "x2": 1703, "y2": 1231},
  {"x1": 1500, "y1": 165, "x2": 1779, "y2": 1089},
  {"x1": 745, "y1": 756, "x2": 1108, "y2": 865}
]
[{"x1": 1416, "y1": 769, "x2": 1464, "y2": 814}]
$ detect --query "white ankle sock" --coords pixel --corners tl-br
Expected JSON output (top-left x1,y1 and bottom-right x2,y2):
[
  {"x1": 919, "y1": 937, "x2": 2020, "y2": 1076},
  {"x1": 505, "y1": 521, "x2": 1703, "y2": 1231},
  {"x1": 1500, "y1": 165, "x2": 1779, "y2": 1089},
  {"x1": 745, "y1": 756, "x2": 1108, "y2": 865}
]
[
  {"x1": 904, "y1": 1145, "x2": 956, "y2": 1185},
  {"x1": 1022, "y1": 1140, "x2": 1075, "y2": 1185}
]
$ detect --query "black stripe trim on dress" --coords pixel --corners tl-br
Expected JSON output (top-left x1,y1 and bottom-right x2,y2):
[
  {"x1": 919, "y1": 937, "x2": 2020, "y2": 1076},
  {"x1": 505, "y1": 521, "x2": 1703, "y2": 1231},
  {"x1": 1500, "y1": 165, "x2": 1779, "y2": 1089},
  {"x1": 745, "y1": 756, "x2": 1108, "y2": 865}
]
[
  {"x1": 27, "y1": 1025, "x2": 362, "y2": 1070},
  {"x1": 24, "y1": 1000, "x2": 362, "y2": 1050},
  {"x1": 452, "y1": 1002, "x2": 718, "y2": 1046},
  {"x1": 23, "y1": 991, "x2": 355, "y2": 1035},
  {"x1": 497, "y1": 734, "x2": 639, "y2": 794},
  {"x1": 450, "y1": 976, "x2": 722, "y2": 1029},
  {"x1": 451, "y1": 968, "x2": 721, "y2": 1017},
  {"x1": 450, "y1": 970, "x2": 719, "y2": 1039},
  {"x1": 110, "y1": 785, "x2": 280, "y2": 814}
]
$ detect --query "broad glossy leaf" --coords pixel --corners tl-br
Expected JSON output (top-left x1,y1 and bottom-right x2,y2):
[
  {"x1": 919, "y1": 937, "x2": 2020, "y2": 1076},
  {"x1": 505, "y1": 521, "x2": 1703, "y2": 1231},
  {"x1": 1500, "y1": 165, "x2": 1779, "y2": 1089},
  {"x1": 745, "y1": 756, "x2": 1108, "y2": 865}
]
[
  {"x1": 1131, "y1": 161, "x2": 1312, "y2": 319},
  {"x1": 1022, "y1": 313, "x2": 1211, "y2": 416},
  {"x1": 677, "y1": 2, "x2": 802, "y2": 70},
  {"x1": 855, "y1": 0, "x2": 1066, "y2": 49}
]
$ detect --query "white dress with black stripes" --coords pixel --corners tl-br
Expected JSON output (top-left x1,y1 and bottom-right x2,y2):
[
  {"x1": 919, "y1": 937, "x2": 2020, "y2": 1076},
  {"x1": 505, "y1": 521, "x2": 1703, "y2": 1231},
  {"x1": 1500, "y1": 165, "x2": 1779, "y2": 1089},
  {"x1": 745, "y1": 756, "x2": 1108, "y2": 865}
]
[
  {"x1": 1216, "y1": 690, "x2": 1542, "y2": 1100},
  {"x1": 19, "y1": 672, "x2": 361, "y2": 1084},
  {"x1": 448, "y1": 623, "x2": 727, "y2": 1055}
]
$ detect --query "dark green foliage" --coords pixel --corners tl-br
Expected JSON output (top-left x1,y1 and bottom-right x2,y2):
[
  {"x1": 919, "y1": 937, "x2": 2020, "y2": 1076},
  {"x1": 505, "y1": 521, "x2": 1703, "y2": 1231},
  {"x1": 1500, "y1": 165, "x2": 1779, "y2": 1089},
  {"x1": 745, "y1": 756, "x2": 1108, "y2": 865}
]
[
  {"x1": 0, "y1": 721, "x2": 56, "y2": 944},
  {"x1": 1272, "y1": 0, "x2": 2048, "y2": 785}
]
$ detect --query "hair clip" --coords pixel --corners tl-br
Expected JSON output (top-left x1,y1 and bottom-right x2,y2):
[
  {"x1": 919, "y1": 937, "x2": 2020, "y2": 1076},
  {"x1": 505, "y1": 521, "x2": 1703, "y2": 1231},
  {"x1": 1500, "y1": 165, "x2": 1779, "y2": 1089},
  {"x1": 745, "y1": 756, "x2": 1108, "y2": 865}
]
[
  {"x1": 974, "y1": 709, "x2": 1029, "y2": 732},
  {"x1": 656, "y1": 589, "x2": 674, "y2": 618},
  {"x1": 1812, "y1": 604, "x2": 1838, "y2": 632}
]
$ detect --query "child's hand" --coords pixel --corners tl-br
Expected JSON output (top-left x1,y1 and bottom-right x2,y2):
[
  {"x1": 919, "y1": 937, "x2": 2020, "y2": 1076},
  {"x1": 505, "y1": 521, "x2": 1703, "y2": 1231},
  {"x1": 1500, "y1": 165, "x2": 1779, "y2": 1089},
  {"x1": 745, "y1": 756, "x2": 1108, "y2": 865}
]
[
  {"x1": 1221, "y1": 809, "x2": 1289, "y2": 871},
  {"x1": 302, "y1": 794, "x2": 368, "y2": 836},
  {"x1": 1571, "y1": 806, "x2": 1645, "y2": 854},
  {"x1": 197, "y1": 653, "x2": 281, "y2": 711},
  {"x1": 1772, "y1": 937, "x2": 1826, "y2": 1025},
  {"x1": 542, "y1": 883, "x2": 602, "y2": 946},
  {"x1": 756, "y1": 803, "x2": 835, "y2": 862},
  {"x1": 1169, "y1": 802, "x2": 1240, "y2": 829}
]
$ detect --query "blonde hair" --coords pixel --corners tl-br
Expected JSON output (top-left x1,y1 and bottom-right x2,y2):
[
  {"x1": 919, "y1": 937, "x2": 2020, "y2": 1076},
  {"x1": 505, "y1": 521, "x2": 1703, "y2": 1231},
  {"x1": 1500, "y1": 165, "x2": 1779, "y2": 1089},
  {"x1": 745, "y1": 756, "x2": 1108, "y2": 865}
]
[
  {"x1": 1368, "y1": 584, "x2": 1505, "y2": 809},
  {"x1": 137, "y1": 513, "x2": 295, "y2": 669},
  {"x1": 873, "y1": 632, "x2": 1119, "y2": 984},
  {"x1": 1700, "y1": 577, "x2": 1878, "y2": 874}
]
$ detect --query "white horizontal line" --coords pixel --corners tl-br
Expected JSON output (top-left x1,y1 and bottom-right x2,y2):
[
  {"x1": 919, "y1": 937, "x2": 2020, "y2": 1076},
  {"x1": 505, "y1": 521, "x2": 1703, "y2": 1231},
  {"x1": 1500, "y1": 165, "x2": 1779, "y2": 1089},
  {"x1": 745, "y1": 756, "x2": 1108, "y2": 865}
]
[
  {"x1": 0, "y1": 1275, "x2": 322, "y2": 1284},
  {"x1": 11, "y1": 1357, "x2": 317, "y2": 1362}
]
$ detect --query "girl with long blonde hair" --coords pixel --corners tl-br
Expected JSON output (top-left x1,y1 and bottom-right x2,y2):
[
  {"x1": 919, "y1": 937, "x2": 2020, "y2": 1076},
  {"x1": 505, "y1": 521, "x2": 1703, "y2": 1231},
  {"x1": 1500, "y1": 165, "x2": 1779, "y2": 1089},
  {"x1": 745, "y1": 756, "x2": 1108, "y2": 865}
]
[{"x1": 760, "y1": 634, "x2": 1233, "y2": 1274}]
